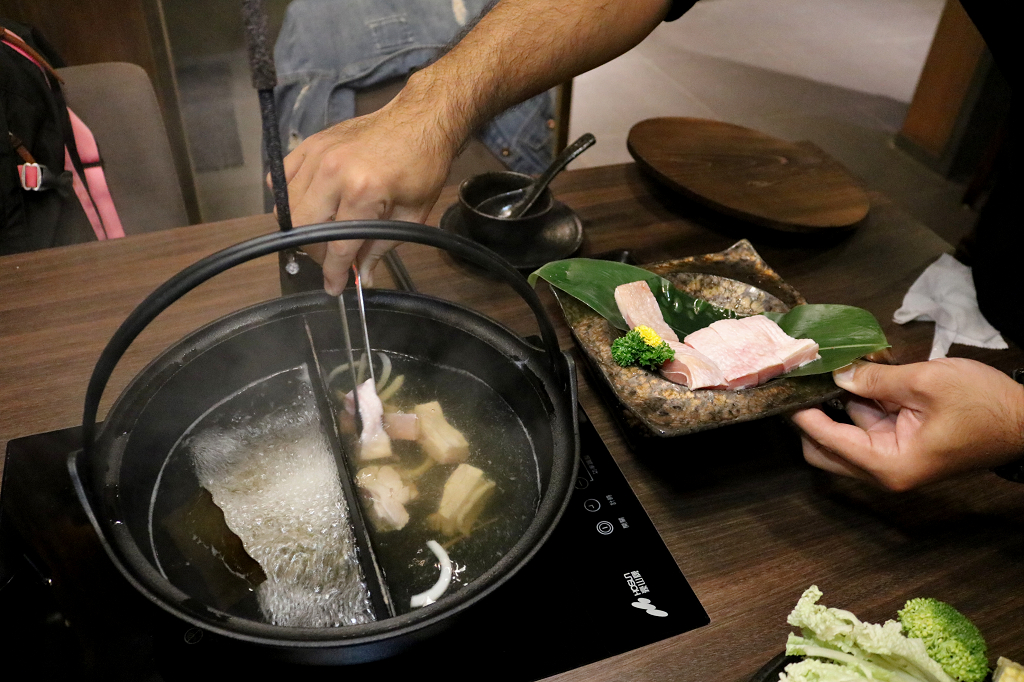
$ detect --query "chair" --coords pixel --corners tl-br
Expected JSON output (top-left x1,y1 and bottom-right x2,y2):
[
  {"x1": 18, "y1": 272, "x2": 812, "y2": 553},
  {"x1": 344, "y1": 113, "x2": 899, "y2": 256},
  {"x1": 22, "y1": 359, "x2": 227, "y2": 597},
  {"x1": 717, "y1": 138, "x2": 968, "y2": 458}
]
[{"x1": 57, "y1": 62, "x2": 188, "y2": 236}]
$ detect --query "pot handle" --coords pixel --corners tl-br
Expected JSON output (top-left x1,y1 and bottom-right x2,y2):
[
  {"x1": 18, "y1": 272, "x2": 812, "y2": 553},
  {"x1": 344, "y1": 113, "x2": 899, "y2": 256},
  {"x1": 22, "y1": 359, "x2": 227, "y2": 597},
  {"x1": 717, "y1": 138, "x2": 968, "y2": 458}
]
[{"x1": 82, "y1": 220, "x2": 568, "y2": 453}]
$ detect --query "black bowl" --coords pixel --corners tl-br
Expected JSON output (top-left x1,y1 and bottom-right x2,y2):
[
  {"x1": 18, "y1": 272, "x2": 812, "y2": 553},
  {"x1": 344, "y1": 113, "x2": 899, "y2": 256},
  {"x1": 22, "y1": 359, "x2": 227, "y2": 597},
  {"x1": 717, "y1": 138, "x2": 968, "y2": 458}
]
[{"x1": 458, "y1": 171, "x2": 555, "y2": 248}]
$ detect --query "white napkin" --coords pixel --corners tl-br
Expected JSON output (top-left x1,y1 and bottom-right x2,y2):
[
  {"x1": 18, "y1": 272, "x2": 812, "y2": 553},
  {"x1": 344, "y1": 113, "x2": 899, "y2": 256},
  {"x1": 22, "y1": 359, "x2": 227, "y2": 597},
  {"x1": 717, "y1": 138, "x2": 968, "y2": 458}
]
[{"x1": 893, "y1": 253, "x2": 1007, "y2": 359}]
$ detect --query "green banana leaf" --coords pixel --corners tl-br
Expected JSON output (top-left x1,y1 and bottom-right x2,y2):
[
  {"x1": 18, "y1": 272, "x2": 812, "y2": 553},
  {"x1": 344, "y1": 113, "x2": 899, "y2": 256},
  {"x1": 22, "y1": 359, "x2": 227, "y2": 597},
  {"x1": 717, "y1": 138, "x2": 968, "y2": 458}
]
[
  {"x1": 761, "y1": 305, "x2": 890, "y2": 375},
  {"x1": 529, "y1": 258, "x2": 889, "y2": 376},
  {"x1": 527, "y1": 258, "x2": 740, "y2": 335}
]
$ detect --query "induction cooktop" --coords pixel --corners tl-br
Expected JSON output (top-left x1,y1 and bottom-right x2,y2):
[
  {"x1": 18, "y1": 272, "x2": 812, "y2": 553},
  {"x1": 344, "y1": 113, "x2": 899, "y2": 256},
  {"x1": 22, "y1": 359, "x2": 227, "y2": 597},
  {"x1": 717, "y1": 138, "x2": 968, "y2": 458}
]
[{"x1": 0, "y1": 407, "x2": 708, "y2": 680}]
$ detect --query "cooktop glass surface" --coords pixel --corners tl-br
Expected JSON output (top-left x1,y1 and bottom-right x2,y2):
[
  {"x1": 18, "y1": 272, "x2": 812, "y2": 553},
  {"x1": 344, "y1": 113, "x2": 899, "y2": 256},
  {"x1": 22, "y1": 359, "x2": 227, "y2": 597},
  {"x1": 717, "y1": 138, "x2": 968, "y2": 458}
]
[{"x1": 0, "y1": 407, "x2": 708, "y2": 680}]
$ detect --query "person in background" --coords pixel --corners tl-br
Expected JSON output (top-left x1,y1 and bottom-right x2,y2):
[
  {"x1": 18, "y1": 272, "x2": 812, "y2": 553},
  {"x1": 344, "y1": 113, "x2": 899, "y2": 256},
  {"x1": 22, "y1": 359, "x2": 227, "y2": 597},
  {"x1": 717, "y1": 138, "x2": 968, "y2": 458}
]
[{"x1": 279, "y1": 0, "x2": 1024, "y2": 489}]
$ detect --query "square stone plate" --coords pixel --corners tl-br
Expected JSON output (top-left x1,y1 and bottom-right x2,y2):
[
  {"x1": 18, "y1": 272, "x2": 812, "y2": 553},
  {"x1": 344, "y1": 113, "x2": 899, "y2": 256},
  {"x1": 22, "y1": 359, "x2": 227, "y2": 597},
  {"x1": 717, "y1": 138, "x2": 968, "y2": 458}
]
[{"x1": 552, "y1": 240, "x2": 841, "y2": 438}]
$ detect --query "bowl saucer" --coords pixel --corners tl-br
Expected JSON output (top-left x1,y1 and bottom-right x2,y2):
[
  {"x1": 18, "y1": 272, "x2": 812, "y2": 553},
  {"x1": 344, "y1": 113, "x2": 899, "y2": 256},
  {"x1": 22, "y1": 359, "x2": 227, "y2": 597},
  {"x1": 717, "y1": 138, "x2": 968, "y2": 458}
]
[{"x1": 439, "y1": 200, "x2": 583, "y2": 271}]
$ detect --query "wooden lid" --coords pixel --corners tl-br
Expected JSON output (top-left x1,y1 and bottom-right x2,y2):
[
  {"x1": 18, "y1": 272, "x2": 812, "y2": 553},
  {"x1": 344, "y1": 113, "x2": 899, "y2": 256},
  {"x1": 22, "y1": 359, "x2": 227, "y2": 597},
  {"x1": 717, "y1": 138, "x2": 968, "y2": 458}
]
[{"x1": 627, "y1": 117, "x2": 869, "y2": 232}]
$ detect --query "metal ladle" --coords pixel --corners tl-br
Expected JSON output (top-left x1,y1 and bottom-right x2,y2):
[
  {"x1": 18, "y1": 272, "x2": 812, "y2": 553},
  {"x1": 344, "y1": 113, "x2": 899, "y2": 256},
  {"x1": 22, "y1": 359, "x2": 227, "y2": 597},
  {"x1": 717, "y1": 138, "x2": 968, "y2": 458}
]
[{"x1": 479, "y1": 133, "x2": 596, "y2": 219}]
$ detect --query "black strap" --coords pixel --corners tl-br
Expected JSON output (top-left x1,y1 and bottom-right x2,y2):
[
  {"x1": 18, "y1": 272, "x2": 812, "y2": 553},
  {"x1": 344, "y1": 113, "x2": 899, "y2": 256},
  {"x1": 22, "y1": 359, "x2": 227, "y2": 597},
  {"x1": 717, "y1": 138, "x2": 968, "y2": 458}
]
[{"x1": 241, "y1": 0, "x2": 292, "y2": 233}]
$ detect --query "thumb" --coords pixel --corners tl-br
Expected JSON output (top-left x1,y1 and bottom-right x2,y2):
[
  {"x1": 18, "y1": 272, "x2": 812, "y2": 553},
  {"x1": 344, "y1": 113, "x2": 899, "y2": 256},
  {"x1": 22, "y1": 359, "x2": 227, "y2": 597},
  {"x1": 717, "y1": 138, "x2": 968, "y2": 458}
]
[{"x1": 832, "y1": 360, "x2": 920, "y2": 408}]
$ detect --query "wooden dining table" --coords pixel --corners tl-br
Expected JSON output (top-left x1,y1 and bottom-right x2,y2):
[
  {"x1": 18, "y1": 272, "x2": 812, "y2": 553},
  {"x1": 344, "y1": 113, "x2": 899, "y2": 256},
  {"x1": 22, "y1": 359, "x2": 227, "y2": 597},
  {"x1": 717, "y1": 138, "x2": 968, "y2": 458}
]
[{"x1": 2, "y1": 162, "x2": 1022, "y2": 679}]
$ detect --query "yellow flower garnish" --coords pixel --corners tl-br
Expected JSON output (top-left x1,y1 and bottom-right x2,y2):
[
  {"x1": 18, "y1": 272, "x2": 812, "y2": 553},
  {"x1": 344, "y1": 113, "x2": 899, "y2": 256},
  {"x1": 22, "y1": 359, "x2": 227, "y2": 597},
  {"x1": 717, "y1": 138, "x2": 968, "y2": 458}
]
[{"x1": 635, "y1": 325, "x2": 662, "y2": 347}]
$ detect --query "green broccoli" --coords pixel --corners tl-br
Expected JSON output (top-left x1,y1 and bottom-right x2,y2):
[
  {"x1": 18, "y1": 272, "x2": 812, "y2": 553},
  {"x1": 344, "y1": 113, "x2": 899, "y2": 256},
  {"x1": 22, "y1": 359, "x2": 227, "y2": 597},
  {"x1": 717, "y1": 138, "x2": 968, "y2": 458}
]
[
  {"x1": 611, "y1": 325, "x2": 675, "y2": 371},
  {"x1": 898, "y1": 598, "x2": 988, "y2": 682}
]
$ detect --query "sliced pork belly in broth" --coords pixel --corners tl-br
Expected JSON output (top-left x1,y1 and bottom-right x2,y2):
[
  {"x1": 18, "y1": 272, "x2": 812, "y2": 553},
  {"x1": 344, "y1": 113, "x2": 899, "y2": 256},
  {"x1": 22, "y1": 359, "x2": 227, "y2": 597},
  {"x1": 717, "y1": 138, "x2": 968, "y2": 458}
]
[
  {"x1": 356, "y1": 465, "x2": 417, "y2": 531},
  {"x1": 383, "y1": 412, "x2": 419, "y2": 441},
  {"x1": 356, "y1": 377, "x2": 393, "y2": 461}
]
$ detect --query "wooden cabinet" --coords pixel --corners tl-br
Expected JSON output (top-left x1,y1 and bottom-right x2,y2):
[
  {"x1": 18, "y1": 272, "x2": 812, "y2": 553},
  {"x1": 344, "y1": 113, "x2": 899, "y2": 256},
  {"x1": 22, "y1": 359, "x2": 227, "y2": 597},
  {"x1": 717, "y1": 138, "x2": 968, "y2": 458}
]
[{"x1": 897, "y1": 0, "x2": 1010, "y2": 183}]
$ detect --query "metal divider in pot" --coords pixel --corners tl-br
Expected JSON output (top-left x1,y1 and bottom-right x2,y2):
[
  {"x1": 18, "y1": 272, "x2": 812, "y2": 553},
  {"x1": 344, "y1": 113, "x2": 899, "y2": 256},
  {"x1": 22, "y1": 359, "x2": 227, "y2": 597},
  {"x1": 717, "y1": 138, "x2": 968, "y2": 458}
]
[{"x1": 69, "y1": 221, "x2": 578, "y2": 664}]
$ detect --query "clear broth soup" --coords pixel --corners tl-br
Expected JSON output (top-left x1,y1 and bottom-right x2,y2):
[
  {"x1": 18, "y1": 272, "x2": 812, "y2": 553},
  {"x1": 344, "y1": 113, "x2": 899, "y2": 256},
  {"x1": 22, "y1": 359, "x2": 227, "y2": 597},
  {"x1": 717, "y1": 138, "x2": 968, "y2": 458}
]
[
  {"x1": 324, "y1": 350, "x2": 541, "y2": 615},
  {"x1": 146, "y1": 353, "x2": 541, "y2": 626}
]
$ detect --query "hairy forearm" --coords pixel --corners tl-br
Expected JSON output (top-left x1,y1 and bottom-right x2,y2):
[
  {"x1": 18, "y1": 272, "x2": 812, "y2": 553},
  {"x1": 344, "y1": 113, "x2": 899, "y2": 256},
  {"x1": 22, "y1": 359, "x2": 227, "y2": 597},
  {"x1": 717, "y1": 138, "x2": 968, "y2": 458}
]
[
  {"x1": 288, "y1": 0, "x2": 672, "y2": 290},
  {"x1": 395, "y1": 0, "x2": 672, "y2": 153}
]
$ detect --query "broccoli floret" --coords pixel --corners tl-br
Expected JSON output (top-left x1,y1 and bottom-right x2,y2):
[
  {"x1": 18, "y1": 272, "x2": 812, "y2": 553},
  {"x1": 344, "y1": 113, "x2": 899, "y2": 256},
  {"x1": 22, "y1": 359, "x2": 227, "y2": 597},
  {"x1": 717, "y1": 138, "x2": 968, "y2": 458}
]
[
  {"x1": 610, "y1": 326, "x2": 675, "y2": 370},
  {"x1": 898, "y1": 598, "x2": 988, "y2": 682}
]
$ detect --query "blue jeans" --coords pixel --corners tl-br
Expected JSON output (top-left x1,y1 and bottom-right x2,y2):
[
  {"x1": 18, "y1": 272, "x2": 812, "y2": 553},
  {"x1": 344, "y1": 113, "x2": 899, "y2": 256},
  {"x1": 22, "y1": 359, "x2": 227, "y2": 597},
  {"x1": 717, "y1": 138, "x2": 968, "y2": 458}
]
[{"x1": 273, "y1": 0, "x2": 557, "y2": 175}]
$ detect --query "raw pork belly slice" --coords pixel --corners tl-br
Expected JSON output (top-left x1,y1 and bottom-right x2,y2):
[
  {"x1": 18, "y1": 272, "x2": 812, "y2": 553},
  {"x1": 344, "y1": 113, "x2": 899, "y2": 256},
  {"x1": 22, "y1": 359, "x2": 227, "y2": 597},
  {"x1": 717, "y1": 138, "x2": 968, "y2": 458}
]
[
  {"x1": 684, "y1": 316, "x2": 819, "y2": 390},
  {"x1": 660, "y1": 341, "x2": 728, "y2": 389},
  {"x1": 683, "y1": 325, "x2": 767, "y2": 390},
  {"x1": 614, "y1": 280, "x2": 679, "y2": 342},
  {"x1": 612, "y1": 279, "x2": 818, "y2": 390},
  {"x1": 738, "y1": 314, "x2": 820, "y2": 371},
  {"x1": 614, "y1": 280, "x2": 723, "y2": 389},
  {"x1": 708, "y1": 318, "x2": 787, "y2": 386}
]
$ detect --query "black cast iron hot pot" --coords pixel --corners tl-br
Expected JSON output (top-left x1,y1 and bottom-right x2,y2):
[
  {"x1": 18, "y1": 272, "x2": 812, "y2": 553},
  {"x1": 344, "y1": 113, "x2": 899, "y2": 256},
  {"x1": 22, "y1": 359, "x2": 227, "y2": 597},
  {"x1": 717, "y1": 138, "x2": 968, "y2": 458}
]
[{"x1": 69, "y1": 221, "x2": 579, "y2": 664}]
